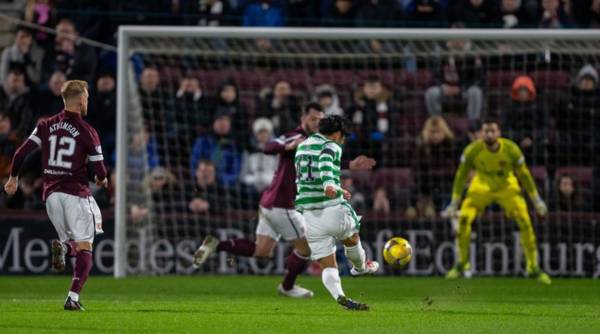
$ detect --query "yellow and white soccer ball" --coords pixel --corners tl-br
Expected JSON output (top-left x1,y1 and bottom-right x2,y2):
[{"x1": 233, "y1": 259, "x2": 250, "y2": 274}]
[{"x1": 383, "y1": 237, "x2": 413, "y2": 267}]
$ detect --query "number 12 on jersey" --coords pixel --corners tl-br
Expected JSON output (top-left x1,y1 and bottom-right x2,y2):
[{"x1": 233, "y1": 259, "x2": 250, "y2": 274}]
[{"x1": 48, "y1": 135, "x2": 76, "y2": 168}]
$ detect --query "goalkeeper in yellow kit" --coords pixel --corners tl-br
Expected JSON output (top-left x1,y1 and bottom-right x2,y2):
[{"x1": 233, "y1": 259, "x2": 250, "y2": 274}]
[{"x1": 442, "y1": 119, "x2": 551, "y2": 284}]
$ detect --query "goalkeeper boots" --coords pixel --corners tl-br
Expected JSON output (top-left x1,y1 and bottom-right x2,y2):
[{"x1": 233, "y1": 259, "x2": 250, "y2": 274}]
[
  {"x1": 193, "y1": 235, "x2": 219, "y2": 268},
  {"x1": 337, "y1": 296, "x2": 369, "y2": 311},
  {"x1": 350, "y1": 260, "x2": 380, "y2": 277},
  {"x1": 528, "y1": 268, "x2": 552, "y2": 285},
  {"x1": 51, "y1": 240, "x2": 66, "y2": 273},
  {"x1": 446, "y1": 262, "x2": 472, "y2": 279}
]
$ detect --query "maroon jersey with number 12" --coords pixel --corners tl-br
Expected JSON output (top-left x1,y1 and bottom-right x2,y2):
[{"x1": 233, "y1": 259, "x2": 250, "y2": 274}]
[{"x1": 10, "y1": 110, "x2": 107, "y2": 201}]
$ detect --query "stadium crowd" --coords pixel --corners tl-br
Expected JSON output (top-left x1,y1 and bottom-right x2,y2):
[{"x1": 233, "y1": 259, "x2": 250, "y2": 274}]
[{"x1": 1, "y1": 0, "x2": 600, "y2": 219}]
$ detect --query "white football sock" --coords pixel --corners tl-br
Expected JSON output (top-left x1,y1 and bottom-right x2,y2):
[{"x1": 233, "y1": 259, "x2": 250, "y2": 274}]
[
  {"x1": 68, "y1": 291, "x2": 79, "y2": 302},
  {"x1": 344, "y1": 243, "x2": 366, "y2": 271},
  {"x1": 321, "y1": 267, "x2": 345, "y2": 300}
]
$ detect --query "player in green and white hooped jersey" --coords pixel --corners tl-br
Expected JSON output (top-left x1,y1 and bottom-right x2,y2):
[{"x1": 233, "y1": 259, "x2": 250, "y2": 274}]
[{"x1": 295, "y1": 115, "x2": 380, "y2": 311}]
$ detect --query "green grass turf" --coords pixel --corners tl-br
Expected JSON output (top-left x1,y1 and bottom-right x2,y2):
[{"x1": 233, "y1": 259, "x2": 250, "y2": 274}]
[{"x1": 1, "y1": 276, "x2": 599, "y2": 334}]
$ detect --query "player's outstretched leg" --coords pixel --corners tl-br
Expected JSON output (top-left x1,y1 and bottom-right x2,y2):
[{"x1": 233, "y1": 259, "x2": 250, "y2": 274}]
[
  {"x1": 64, "y1": 241, "x2": 93, "y2": 311},
  {"x1": 193, "y1": 235, "x2": 256, "y2": 268},
  {"x1": 344, "y1": 234, "x2": 379, "y2": 277},
  {"x1": 447, "y1": 206, "x2": 477, "y2": 279},
  {"x1": 319, "y1": 255, "x2": 368, "y2": 311},
  {"x1": 278, "y1": 239, "x2": 313, "y2": 298}
]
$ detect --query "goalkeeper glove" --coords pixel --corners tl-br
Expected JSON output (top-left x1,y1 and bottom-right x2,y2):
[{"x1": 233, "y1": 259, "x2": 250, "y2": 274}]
[
  {"x1": 441, "y1": 199, "x2": 461, "y2": 219},
  {"x1": 531, "y1": 194, "x2": 548, "y2": 216}
]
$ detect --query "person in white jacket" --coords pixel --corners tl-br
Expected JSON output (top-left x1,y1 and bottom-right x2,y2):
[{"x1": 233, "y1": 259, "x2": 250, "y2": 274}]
[{"x1": 240, "y1": 118, "x2": 278, "y2": 193}]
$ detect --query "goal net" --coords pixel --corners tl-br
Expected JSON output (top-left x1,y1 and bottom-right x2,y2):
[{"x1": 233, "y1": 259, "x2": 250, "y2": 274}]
[{"x1": 116, "y1": 28, "x2": 600, "y2": 278}]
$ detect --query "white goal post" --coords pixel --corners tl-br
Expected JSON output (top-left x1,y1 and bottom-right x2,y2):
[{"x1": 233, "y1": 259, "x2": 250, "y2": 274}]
[{"x1": 116, "y1": 27, "x2": 600, "y2": 278}]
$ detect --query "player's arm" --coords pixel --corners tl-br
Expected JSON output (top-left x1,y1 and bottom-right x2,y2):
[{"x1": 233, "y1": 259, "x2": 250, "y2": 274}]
[
  {"x1": 84, "y1": 128, "x2": 108, "y2": 187},
  {"x1": 4, "y1": 128, "x2": 42, "y2": 195},
  {"x1": 319, "y1": 144, "x2": 342, "y2": 199},
  {"x1": 264, "y1": 133, "x2": 304, "y2": 155},
  {"x1": 513, "y1": 152, "x2": 548, "y2": 216},
  {"x1": 442, "y1": 145, "x2": 473, "y2": 217}
]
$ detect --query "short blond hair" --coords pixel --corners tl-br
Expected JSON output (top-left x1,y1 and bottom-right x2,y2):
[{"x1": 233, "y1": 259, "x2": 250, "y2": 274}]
[
  {"x1": 61, "y1": 80, "x2": 88, "y2": 100},
  {"x1": 421, "y1": 116, "x2": 454, "y2": 143}
]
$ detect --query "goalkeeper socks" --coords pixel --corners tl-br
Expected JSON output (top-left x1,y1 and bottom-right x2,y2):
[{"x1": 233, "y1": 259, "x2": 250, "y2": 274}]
[
  {"x1": 70, "y1": 250, "x2": 92, "y2": 294},
  {"x1": 322, "y1": 267, "x2": 345, "y2": 300},
  {"x1": 282, "y1": 250, "x2": 309, "y2": 290},
  {"x1": 344, "y1": 243, "x2": 366, "y2": 271},
  {"x1": 217, "y1": 239, "x2": 255, "y2": 257}
]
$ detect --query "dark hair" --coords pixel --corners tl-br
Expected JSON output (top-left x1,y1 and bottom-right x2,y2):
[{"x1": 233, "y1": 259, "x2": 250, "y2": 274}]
[
  {"x1": 303, "y1": 102, "x2": 324, "y2": 115},
  {"x1": 481, "y1": 117, "x2": 501, "y2": 128},
  {"x1": 319, "y1": 115, "x2": 353, "y2": 136},
  {"x1": 365, "y1": 74, "x2": 380, "y2": 84},
  {"x1": 14, "y1": 24, "x2": 32, "y2": 35},
  {"x1": 7, "y1": 64, "x2": 26, "y2": 77}
]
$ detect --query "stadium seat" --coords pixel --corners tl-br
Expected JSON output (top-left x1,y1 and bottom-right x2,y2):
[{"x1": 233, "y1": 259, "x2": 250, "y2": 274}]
[
  {"x1": 445, "y1": 116, "x2": 470, "y2": 135},
  {"x1": 270, "y1": 69, "x2": 310, "y2": 90},
  {"x1": 530, "y1": 70, "x2": 570, "y2": 90},
  {"x1": 555, "y1": 166, "x2": 593, "y2": 186},
  {"x1": 312, "y1": 70, "x2": 355, "y2": 90},
  {"x1": 395, "y1": 70, "x2": 433, "y2": 89},
  {"x1": 486, "y1": 70, "x2": 518, "y2": 89},
  {"x1": 356, "y1": 70, "x2": 395, "y2": 88}
]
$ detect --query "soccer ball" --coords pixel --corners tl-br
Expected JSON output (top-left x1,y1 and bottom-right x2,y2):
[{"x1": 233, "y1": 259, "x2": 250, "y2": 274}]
[{"x1": 383, "y1": 237, "x2": 413, "y2": 267}]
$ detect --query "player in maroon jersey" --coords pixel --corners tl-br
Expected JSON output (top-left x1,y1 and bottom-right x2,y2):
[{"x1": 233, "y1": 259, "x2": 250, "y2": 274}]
[
  {"x1": 4, "y1": 80, "x2": 107, "y2": 311},
  {"x1": 192, "y1": 103, "x2": 375, "y2": 298}
]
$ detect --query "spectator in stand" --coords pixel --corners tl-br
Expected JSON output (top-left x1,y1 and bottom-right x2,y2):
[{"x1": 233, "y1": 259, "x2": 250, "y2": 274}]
[
  {"x1": 240, "y1": 118, "x2": 278, "y2": 194},
  {"x1": 0, "y1": 112, "x2": 18, "y2": 183},
  {"x1": 213, "y1": 79, "x2": 249, "y2": 149},
  {"x1": 190, "y1": 112, "x2": 242, "y2": 187},
  {"x1": 551, "y1": 174, "x2": 586, "y2": 212},
  {"x1": 181, "y1": 0, "x2": 234, "y2": 26},
  {"x1": 538, "y1": 0, "x2": 574, "y2": 28},
  {"x1": 286, "y1": 0, "x2": 319, "y2": 26},
  {"x1": 412, "y1": 116, "x2": 458, "y2": 218},
  {"x1": 111, "y1": 126, "x2": 160, "y2": 170},
  {"x1": 372, "y1": 187, "x2": 391, "y2": 214},
  {"x1": 402, "y1": 0, "x2": 448, "y2": 27},
  {"x1": 36, "y1": 70, "x2": 66, "y2": 118},
  {"x1": 3, "y1": 174, "x2": 43, "y2": 209},
  {"x1": 499, "y1": 0, "x2": 536, "y2": 28},
  {"x1": 258, "y1": 80, "x2": 302, "y2": 134},
  {"x1": 42, "y1": 18, "x2": 97, "y2": 83},
  {"x1": 94, "y1": 169, "x2": 116, "y2": 209},
  {"x1": 147, "y1": 166, "x2": 184, "y2": 215},
  {"x1": 174, "y1": 74, "x2": 212, "y2": 144},
  {"x1": 314, "y1": 84, "x2": 344, "y2": 116},
  {"x1": 348, "y1": 74, "x2": 391, "y2": 160},
  {"x1": 0, "y1": 26, "x2": 45, "y2": 86},
  {"x1": 555, "y1": 64, "x2": 599, "y2": 165},
  {"x1": 341, "y1": 172, "x2": 367, "y2": 212},
  {"x1": 451, "y1": 0, "x2": 501, "y2": 27},
  {"x1": 356, "y1": 0, "x2": 401, "y2": 27},
  {"x1": 138, "y1": 67, "x2": 169, "y2": 151},
  {"x1": 188, "y1": 159, "x2": 235, "y2": 214},
  {"x1": 502, "y1": 75, "x2": 546, "y2": 164},
  {"x1": 23, "y1": 0, "x2": 55, "y2": 48},
  {"x1": 54, "y1": 0, "x2": 106, "y2": 40},
  {"x1": 571, "y1": 0, "x2": 600, "y2": 28},
  {"x1": 0, "y1": 66, "x2": 34, "y2": 142},
  {"x1": 242, "y1": 0, "x2": 285, "y2": 27},
  {"x1": 322, "y1": 0, "x2": 357, "y2": 27},
  {"x1": 88, "y1": 71, "x2": 116, "y2": 158},
  {"x1": 425, "y1": 56, "x2": 484, "y2": 124}
]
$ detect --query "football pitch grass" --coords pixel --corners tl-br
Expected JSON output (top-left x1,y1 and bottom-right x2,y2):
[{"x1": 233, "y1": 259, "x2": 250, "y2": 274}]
[{"x1": 1, "y1": 276, "x2": 599, "y2": 333}]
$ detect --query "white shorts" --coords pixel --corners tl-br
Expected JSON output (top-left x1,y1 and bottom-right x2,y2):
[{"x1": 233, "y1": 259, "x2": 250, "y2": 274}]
[
  {"x1": 45, "y1": 192, "x2": 101, "y2": 243},
  {"x1": 303, "y1": 203, "x2": 361, "y2": 260},
  {"x1": 255, "y1": 206, "x2": 306, "y2": 241}
]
